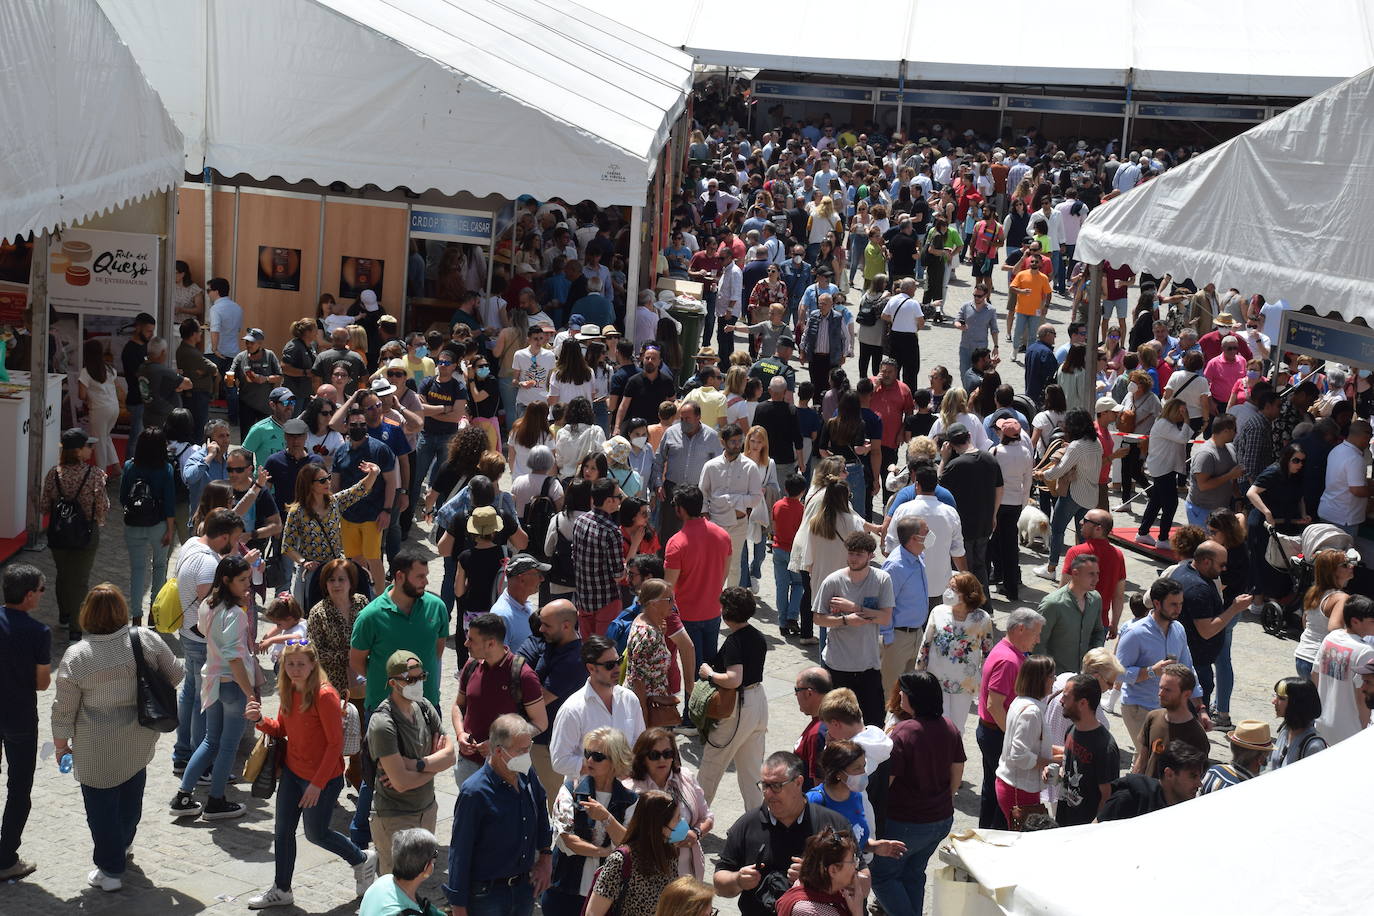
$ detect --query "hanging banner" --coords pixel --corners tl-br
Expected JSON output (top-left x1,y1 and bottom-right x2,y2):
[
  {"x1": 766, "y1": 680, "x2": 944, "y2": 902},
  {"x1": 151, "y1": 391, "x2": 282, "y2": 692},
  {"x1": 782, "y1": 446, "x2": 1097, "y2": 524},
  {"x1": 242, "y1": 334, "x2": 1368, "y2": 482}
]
[
  {"x1": 46, "y1": 229, "x2": 159, "y2": 317},
  {"x1": 1279, "y1": 311, "x2": 1374, "y2": 371},
  {"x1": 409, "y1": 206, "x2": 494, "y2": 246}
]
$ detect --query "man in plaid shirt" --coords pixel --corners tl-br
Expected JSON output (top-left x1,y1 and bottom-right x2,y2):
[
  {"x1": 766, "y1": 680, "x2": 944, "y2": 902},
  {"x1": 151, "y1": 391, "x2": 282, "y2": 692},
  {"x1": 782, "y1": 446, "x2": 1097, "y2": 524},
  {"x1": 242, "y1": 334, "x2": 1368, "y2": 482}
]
[{"x1": 573, "y1": 478, "x2": 626, "y2": 638}]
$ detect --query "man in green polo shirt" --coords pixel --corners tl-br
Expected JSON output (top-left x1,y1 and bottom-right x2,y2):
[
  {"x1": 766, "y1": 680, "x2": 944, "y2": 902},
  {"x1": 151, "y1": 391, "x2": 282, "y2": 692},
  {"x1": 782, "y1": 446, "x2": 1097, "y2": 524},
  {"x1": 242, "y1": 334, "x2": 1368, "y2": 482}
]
[
  {"x1": 241, "y1": 386, "x2": 296, "y2": 467},
  {"x1": 348, "y1": 546, "x2": 449, "y2": 848},
  {"x1": 1033, "y1": 553, "x2": 1105, "y2": 674}
]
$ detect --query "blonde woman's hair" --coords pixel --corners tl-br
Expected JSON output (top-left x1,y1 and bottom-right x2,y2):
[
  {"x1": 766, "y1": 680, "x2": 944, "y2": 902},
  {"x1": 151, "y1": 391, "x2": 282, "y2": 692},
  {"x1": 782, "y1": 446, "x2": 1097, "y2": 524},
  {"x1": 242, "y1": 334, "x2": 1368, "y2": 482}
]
[
  {"x1": 725, "y1": 365, "x2": 748, "y2": 396},
  {"x1": 655, "y1": 876, "x2": 714, "y2": 916},
  {"x1": 939, "y1": 388, "x2": 968, "y2": 429},
  {"x1": 810, "y1": 455, "x2": 847, "y2": 492},
  {"x1": 276, "y1": 641, "x2": 328, "y2": 712},
  {"x1": 1081, "y1": 647, "x2": 1125, "y2": 680},
  {"x1": 1160, "y1": 397, "x2": 1187, "y2": 424},
  {"x1": 347, "y1": 325, "x2": 367, "y2": 353},
  {"x1": 814, "y1": 196, "x2": 835, "y2": 219},
  {"x1": 585, "y1": 727, "x2": 633, "y2": 780},
  {"x1": 908, "y1": 436, "x2": 937, "y2": 461},
  {"x1": 637, "y1": 577, "x2": 673, "y2": 605},
  {"x1": 745, "y1": 425, "x2": 770, "y2": 467},
  {"x1": 1306, "y1": 549, "x2": 1351, "y2": 609}
]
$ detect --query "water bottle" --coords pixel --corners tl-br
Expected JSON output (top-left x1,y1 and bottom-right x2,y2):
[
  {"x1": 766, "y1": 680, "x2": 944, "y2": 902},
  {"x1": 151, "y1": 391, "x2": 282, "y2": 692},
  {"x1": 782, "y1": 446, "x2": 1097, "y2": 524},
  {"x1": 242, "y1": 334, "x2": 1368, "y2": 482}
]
[{"x1": 59, "y1": 753, "x2": 74, "y2": 774}]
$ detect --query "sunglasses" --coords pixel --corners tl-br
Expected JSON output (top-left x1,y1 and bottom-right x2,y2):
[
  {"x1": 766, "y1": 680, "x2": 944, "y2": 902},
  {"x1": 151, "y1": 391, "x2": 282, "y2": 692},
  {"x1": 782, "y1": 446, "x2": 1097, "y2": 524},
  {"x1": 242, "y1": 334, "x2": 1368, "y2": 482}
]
[
  {"x1": 283, "y1": 637, "x2": 311, "y2": 647},
  {"x1": 393, "y1": 671, "x2": 427, "y2": 684},
  {"x1": 757, "y1": 778, "x2": 796, "y2": 793},
  {"x1": 314, "y1": 475, "x2": 331, "y2": 484},
  {"x1": 644, "y1": 748, "x2": 675, "y2": 762},
  {"x1": 436, "y1": 360, "x2": 455, "y2": 367},
  {"x1": 590, "y1": 659, "x2": 620, "y2": 671},
  {"x1": 227, "y1": 465, "x2": 250, "y2": 473},
  {"x1": 583, "y1": 749, "x2": 609, "y2": 762},
  {"x1": 386, "y1": 371, "x2": 406, "y2": 378}
]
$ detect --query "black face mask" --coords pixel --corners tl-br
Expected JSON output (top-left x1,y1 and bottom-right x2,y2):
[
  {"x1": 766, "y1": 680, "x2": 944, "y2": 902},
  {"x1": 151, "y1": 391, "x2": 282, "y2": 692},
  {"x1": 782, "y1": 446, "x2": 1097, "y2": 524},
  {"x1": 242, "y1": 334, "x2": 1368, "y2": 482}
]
[{"x1": 348, "y1": 426, "x2": 368, "y2": 443}]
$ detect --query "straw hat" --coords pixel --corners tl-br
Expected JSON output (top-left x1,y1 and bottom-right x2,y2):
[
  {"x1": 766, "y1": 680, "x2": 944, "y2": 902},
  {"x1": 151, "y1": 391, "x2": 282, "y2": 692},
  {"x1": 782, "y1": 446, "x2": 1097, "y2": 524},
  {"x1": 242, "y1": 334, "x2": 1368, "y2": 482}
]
[{"x1": 1226, "y1": 719, "x2": 1274, "y2": 751}]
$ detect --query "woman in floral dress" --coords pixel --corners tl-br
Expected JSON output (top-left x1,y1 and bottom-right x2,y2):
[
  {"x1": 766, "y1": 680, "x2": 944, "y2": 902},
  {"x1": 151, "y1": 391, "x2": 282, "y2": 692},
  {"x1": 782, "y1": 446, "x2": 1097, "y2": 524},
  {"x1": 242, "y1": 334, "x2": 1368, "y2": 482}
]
[
  {"x1": 624, "y1": 578, "x2": 675, "y2": 727},
  {"x1": 917, "y1": 572, "x2": 995, "y2": 737}
]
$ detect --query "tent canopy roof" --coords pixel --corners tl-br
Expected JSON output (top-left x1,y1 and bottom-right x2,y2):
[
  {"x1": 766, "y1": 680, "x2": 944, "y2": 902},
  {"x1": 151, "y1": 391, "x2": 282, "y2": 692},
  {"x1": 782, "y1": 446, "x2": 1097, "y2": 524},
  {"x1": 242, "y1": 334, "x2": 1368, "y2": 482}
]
[
  {"x1": 1076, "y1": 65, "x2": 1374, "y2": 321},
  {"x1": 602, "y1": 0, "x2": 1374, "y2": 96},
  {"x1": 96, "y1": 0, "x2": 694, "y2": 207},
  {"x1": 0, "y1": 0, "x2": 183, "y2": 242}
]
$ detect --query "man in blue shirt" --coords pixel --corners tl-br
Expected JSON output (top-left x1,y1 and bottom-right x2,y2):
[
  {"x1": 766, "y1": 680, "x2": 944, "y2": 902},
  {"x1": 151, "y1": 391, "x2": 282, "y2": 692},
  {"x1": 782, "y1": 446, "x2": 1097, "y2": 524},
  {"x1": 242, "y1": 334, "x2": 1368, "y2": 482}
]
[
  {"x1": 332, "y1": 407, "x2": 398, "y2": 587},
  {"x1": 519, "y1": 599, "x2": 585, "y2": 811},
  {"x1": 1024, "y1": 323, "x2": 1059, "y2": 407},
  {"x1": 1115, "y1": 576, "x2": 1207, "y2": 751},
  {"x1": 780, "y1": 245, "x2": 812, "y2": 323},
  {"x1": 491, "y1": 555, "x2": 548, "y2": 654},
  {"x1": 879, "y1": 516, "x2": 930, "y2": 699},
  {"x1": 446, "y1": 714, "x2": 552, "y2": 913},
  {"x1": 0, "y1": 564, "x2": 51, "y2": 882}
]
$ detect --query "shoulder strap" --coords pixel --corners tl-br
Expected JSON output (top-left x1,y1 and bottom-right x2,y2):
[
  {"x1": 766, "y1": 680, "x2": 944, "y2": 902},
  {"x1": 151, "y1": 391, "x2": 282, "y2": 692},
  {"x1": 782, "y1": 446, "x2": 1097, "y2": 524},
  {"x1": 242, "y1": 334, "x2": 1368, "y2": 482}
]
[{"x1": 458, "y1": 657, "x2": 480, "y2": 696}]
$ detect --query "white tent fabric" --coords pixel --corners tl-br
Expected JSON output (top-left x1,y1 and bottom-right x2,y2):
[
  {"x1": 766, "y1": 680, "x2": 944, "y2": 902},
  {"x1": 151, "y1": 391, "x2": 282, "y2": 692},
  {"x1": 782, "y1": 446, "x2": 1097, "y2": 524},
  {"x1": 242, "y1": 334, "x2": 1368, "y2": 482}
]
[
  {"x1": 600, "y1": 0, "x2": 1374, "y2": 96},
  {"x1": 1076, "y1": 66, "x2": 1374, "y2": 319},
  {"x1": 941, "y1": 726, "x2": 1374, "y2": 915},
  {"x1": 94, "y1": 0, "x2": 693, "y2": 208},
  {"x1": 0, "y1": 0, "x2": 183, "y2": 241}
]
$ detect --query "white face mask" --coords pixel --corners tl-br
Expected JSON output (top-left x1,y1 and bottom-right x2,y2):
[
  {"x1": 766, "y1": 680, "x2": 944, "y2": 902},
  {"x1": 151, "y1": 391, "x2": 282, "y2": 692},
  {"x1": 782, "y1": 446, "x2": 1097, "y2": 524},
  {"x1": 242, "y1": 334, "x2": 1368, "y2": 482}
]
[
  {"x1": 845, "y1": 772, "x2": 869, "y2": 792},
  {"x1": 401, "y1": 681, "x2": 425, "y2": 703},
  {"x1": 505, "y1": 750, "x2": 533, "y2": 775},
  {"x1": 943, "y1": 588, "x2": 959, "y2": 606},
  {"x1": 793, "y1": 255, "x2": 803, "y2": 265},
  {"x1": 631, "y1": 436, "x2": 647, "y2": 449}
]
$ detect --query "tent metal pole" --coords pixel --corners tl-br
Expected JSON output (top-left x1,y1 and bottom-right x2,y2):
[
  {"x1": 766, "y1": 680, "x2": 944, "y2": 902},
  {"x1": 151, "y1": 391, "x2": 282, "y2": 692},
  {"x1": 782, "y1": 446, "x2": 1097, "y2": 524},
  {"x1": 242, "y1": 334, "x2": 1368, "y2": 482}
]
[
  {"x1": 1121, "y1": 71, "x2": 1134, "y2": 154},
  {"x1": 161, "y1": 190, "x2": 178, "y2": 339},
  {"x1": 626, "y1": 204, "x2": 644, "y2": 347},
  {"x1": 1086, "y1": 262, "x2": 1104, "y2": 360},
  {"x1": 25, "y1": 231, "x2": 50, "y2": 545},
  {"x1": 895, "y1": 61, "x2": 907, "y2": 138}
]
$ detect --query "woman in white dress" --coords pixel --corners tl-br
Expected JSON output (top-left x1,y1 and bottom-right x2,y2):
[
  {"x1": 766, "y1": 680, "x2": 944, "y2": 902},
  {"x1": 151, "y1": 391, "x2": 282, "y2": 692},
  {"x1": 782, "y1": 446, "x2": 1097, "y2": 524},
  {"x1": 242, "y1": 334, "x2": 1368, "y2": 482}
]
[
  {"x1": 78, "y1": 340, "x2": 120, "y2": 472},
  {"x1": 917, "y1": 572, "x2": 995, "y2": 737}
]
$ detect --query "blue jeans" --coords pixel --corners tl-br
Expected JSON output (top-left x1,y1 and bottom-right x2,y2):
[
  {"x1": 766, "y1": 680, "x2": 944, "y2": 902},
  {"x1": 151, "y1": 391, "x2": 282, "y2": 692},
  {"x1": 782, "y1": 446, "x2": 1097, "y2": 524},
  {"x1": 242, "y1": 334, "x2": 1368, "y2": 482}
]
[
  {"x1": 275, "y1": 768, "x2": 363, "y2": 890},
  {"x1": 499, "y1": 376, "x2": 517, "y2": 428},
  {"x1": 1012, "y1": 312, "x2": 1037, "y2": 353},
  {"x1": 1185, "y1": 501, "x2": 1213, "y2": 528},
  {"x1": 412, "y1": 430, "x2": 454, "y2": 509},
  {"x1": 773, "y1": 549, "x2": 803, "y2": 624},
  {"x1": 0, "y1": 727, "x2": 37, "y2": 870},
  {"x1": 127, "y1": 403, "x2": 145, "y2": 453},
  {"x1": 1296, "y1": 657, "x2": 1314, "y2": 681},
  {"x1": 1058, "y1": 244, "x2": 1075, "y2": 290},
  {"x1": 350, "y1": 706, "x2": 377, "y2": 848},
  {"x1": 1215, "y1": 615, "x2": 1239, "y2": 713},
  {"x1": 180, "y1": 681, "x2": 248, "y2": 798},
  {"x1": 683, "y1": 616, "x2": 721, "y2": 669},
  {"x1": 1050, "y1": 250, "x2": 1063, "y2": 289},
  {"x1": 124, "y1": 524, "x2": 170, "y2": 619},
  {"x1": 81, "y1": 768, "x2": 146, "y2": 877},
  {"x1": 1048, "y1": 494, "x2": 1087, "y2": 569},
  {"x1": 845, "y1": 461, "x2": 866, "y2": 517},
  {"x1": 869, "y1": 815, "x2": 953, "y2": 916},
  {"x1": 173, "y1": 639, "x2": 209, "y2": 766},
  {"x1": 185, "y1": 390, "x2": 211, "y2": 441},
  {"x1": 467, "y1": 877, "x2": 534, "y2": 916},
  {"x1": 739, "y1": 535, "x2": 767, "y2": 587}
]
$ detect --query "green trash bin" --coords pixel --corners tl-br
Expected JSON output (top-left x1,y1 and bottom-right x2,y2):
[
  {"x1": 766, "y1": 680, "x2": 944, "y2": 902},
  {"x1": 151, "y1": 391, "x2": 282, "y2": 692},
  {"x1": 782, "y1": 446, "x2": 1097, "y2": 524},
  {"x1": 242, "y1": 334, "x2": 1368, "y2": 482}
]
[{"x1": 668, "y1": 303, "x2": 706, "y2": 379}]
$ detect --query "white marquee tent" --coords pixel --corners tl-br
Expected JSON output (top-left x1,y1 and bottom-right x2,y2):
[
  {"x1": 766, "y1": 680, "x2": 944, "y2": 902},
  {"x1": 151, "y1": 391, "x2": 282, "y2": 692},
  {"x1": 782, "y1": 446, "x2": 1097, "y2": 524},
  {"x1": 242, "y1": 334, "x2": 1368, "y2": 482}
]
[
  {"x1": 95, "y1": 0, "x2": 695, "y2": 208},
  {"x1": 0, "y1": 0, "x2": 183, "y2": 241},
  {"x1": 601, "y1": 0, "x2": 1374, "y2": 97},
  {"x1": 1076, "y1": 66, "x2": 1374, "y2": 320},
  {"x1": 935, "y1": 726, "x2": 1373, "y2": 915}
]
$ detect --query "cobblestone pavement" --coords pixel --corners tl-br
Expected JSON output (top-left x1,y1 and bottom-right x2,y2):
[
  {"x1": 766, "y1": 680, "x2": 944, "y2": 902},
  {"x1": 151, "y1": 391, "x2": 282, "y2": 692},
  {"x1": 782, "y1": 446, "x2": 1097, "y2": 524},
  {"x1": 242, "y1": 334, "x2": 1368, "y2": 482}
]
[{"x1": 2, "y1": 267, "x2": 1297, "y2": 914}]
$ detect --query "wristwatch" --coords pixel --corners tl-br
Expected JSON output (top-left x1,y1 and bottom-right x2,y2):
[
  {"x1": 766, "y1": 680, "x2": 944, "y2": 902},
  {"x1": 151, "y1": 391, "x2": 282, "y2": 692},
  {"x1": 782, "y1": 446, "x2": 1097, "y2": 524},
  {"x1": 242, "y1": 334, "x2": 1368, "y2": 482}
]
[
  {"x1": 396, "y1": 488, "x2": 408, "y2": 495},
  {"x1": 415, "y1": 756, "x2": 427, "y2": 773}
]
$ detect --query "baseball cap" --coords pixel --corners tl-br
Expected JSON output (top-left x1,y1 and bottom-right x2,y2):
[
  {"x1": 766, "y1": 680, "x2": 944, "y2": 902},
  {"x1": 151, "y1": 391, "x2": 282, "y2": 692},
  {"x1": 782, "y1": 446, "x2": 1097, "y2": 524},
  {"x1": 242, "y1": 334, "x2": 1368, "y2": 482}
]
[
  {"x1": 1095, "y1": 396, "x2": 1121, "y2": 414},
  {"x1": 945, "y1": 422, "x2": 971, "y2": 445},
  {"x1": 268, "y1": 386, "x2": 295, "y2": 404},
  {"x1": 385, "y1": 650, "x2": 423, "y2": 679},
  {"x1": 777, "y1": 336, "x2": 796, "y2": 349},
  {"x1": 506, "y1": 554, "x2": 552, "y2": 577},
  {"x1": 360, "y1": 289, "x2": 379, "y2": 312},
  {"x1": 242, "y1": 328, "x2": 265, "y2": 343}
]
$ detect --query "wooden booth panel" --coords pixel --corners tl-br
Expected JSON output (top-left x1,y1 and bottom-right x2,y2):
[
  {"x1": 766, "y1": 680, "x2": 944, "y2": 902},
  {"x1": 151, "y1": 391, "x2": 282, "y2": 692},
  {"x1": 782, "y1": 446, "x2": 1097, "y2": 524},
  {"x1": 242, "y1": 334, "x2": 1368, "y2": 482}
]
[
  {"x1": 233, "y1": 191, "x2": 322, "y2": 350},
  {"x1": 321, "y1": 199, "x2": 408, "y2": 316},
  {"x1": 175, "y1": 186, "x2": 238, "y2": 292}
]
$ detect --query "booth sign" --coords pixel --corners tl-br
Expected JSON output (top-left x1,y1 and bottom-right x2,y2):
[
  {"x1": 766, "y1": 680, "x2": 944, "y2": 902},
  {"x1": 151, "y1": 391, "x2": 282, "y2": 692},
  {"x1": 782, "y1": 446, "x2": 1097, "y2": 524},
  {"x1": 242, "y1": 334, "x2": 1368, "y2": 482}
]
[{"x1": 46, "y1": 229, "x2": 159, "y2": 317}]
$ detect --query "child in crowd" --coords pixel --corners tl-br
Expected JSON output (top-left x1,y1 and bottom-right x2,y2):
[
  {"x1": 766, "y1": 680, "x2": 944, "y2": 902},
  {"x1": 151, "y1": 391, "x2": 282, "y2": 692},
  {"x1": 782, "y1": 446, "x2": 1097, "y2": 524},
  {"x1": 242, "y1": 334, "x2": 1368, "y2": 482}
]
[
  {"x1": 796, "y1": 381, "x2": 822, "y2": 475},
  {"x1": 648, "y1": 400, "x2": 677, "y2": 451},
  {"x1": 772, "y1": 474, "x2": 807, "y2": 637},
  {"x1": 257, "y1": 593, "x2": 306, "y2": 675}
]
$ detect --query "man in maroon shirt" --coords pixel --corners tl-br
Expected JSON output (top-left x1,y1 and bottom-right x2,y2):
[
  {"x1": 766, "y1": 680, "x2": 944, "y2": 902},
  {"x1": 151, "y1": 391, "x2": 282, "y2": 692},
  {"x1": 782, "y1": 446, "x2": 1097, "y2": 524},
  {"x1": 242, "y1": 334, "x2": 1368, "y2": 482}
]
[
  {"x1": 452, "y1": 614, "x2": 547, "y2": 786},
  {"x1": 792, "y1": 666, "x2": 833, "y2": 783}
]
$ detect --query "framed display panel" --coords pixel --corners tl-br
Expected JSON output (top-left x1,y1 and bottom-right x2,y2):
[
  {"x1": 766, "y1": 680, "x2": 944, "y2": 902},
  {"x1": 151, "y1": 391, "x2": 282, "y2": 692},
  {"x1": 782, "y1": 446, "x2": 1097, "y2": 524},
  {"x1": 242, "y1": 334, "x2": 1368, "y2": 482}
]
[{"x1": 233, "y1": 189, "x2": 321, "y2": 349}]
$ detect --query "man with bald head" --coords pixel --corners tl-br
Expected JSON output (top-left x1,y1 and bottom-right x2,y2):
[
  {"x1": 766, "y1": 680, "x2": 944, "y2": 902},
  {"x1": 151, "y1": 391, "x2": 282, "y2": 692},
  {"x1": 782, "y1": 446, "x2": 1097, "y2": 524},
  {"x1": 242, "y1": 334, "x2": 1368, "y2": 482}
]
[
  {"x1": 522, "y1": 599, "x2": 584, "y2": 810},
  {"x1": 751, "y1": 374, "x2": 802, "y2": 483},
  {"x1": 312, "y1": 326, "x2": 365, "y2": 390},
  {"x1": 1174, "y1": 540, "x2": 1251, "y2": 729},
  {"x1": 793, "y1": 666, "x2": 833, "y2": 783},
  {"x1": 1060, "y1": 507, "x2": 1128, "y2": 637}
]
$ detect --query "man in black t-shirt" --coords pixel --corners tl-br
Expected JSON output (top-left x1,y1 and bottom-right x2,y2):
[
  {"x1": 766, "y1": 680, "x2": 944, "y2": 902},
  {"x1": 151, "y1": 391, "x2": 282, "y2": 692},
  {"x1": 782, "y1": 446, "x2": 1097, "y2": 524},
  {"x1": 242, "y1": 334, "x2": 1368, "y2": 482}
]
[
  {"x1": 884, "y1": 217, "x2": 918, "y2": 280},
  {"x1": 0, "y1": 564, "x2": 51, "y2": 882},
  {"x1": 714, "y1": 751, "x2": 850, "y2": 916},
  {"x1": 412, "y1": 350, "x2": 469, "y2": 521},
  {"x1": 938, "y1": 423, "x2": 1002, "y2": 597},
  {"x1": 614, "y1": 346, "x2": 676, "y2": 432},
  {"x1": 1055, "y1": 675, "x2": 1121, "y2": 827},
  {"x1": 121, "y1": 311, "x2": 156, "y2": 447}
]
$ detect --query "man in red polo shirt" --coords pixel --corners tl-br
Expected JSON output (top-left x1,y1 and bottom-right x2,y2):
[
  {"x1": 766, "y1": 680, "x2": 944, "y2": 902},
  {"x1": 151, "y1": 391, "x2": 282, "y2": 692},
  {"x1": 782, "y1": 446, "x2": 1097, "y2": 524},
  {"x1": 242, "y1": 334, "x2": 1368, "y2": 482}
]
[
  {"x1": 869, "y1": 358, "x2": 915, "y2": 496},
  {"x1": 1061, "y1": 508, "x2": 1128, "y2": 638},
  {"x1": 664, "y1": 484, "x2": 733, "y2": 675}
]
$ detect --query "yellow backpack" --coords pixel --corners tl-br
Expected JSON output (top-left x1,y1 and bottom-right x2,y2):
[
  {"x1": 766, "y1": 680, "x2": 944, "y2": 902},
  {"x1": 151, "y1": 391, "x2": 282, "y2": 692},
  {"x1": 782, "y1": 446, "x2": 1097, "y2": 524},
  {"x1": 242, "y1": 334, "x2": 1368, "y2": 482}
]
[{"x1": 152, "y1": 578, "x2": 182, "y2": 634}]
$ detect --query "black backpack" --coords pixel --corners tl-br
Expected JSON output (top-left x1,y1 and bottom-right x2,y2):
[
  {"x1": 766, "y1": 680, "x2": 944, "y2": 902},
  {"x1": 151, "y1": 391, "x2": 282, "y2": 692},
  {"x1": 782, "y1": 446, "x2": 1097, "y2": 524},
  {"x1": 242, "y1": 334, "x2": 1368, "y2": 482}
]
[
  {"x1": 47, "y1": 466, "x2": 95, "y2": 549},
  {"x1": 548, "y1": 516, "x2": 577, "y2": 588},
  {"x1": 521, "y1": 477, "x2": 559, "y2": 561},
  {"x1": 857, "y1": 292, "x2": 886, "y2": 327},
  {"x1": 123, "y1": 474, "x2": 163, "y2": 527}
]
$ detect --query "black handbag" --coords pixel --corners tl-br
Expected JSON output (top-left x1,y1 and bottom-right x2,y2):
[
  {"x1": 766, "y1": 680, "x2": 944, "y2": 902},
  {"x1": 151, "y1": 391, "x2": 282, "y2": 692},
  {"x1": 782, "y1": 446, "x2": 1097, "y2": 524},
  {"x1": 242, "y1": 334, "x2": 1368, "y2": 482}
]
[
  {"x1": 251, "y1": 736, "x2": 286, "y2": 799},
  {"x1": 129, "y1": 628, "x2": 178, "y2": 733}
]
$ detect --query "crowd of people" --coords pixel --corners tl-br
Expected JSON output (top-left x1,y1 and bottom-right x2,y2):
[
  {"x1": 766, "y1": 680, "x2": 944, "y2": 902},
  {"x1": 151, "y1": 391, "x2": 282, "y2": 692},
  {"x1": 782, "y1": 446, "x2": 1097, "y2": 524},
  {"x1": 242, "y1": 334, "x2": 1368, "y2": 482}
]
[{"x1": 1, "y1": 102, "x2": 1372, "y2": 916}]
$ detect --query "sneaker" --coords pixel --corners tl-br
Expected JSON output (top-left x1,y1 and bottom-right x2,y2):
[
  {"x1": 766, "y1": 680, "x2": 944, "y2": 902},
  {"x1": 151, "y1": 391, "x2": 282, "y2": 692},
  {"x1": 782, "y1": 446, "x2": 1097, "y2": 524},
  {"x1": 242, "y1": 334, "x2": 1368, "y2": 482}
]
[
  {"x1": 0, "y1": 859, "x2": 36, "y2": 881},
  {"x1": 748, "y1": 582, "x2": 761, "y2": 596},
  {"x1": 799, "y1": 636, "x2": 820, "y2": 646},
  {"x1": 169, "y1": 792, "x2": 202, "y2": 818},
  {"x1": 87, "y1": 868, "x2": 122, "y2": 892},
  {"x1": 171, "y1": 761, "x2": 187, "y2": 778},
  {"x1": 1033, "y1": 565, "x2": 1058, "y2": 582},
  {"x1": 352, "y1": 849, "x2": 379, "y2": 897},
  {"x1": 247, "y1": 886, "x2": 295, "y2": 909},
  {"x1": 1212, "y1": 711, "x2": 1234, "y2": 730},
  {"x1": 1135, "y1": 533, "x2": 1158, "y2": 547},
  {"x1": 201, "y1": 796, "x2": 246, "y2": 821},
  {"x1": 198, "y1": 769, "x2": 213, "y2": 787}
]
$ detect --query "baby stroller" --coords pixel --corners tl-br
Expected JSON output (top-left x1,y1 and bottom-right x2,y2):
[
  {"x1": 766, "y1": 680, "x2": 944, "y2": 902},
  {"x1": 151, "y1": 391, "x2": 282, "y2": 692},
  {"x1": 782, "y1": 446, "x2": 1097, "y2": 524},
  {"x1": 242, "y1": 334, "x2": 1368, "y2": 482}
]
[{"x1": 1259, "y1": 523, "x2": 1356, "y2": 640}]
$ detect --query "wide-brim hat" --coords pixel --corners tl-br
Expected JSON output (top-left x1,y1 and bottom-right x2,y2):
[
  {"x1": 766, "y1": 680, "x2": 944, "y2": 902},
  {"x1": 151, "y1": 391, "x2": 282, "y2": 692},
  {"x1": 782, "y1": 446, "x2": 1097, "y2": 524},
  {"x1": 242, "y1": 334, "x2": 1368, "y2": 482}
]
[{"x1": 1226, "y1": 719, "x2": 1274, "y2": 751}]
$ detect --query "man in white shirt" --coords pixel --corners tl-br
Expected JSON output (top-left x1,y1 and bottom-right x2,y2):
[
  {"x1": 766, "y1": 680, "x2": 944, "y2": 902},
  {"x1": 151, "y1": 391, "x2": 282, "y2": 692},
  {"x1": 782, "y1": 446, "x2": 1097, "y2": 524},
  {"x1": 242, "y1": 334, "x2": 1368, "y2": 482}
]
[
  {"x1": 512, "y1": 324, "x2": 555, "y2": 414},
  {"x1": 715, "y1": 254, "x2": 743, "y2": 359},
  {"x1": 700, "y1": 179, "x2": 740, "y2": 222},
  {"x1": 1314, "y1": 595, "x2": 1374, "y2": 745},
  {"x1": 1318, "y1": 420, "x2": 1372, "y2": 534},
  {"x1": 883, "y1": 465, "x2": 967, "y2": 610},
  {"x1": 932, "y1": 153, "x2": 954, "y2": 189},
  {"x1": 548, "y1": 635, "x2": 645, "y2": 777},
  {"x1": 1052, "y1": 189, "x2": 1089, "y2": 294},
  {"x1": 699, "y1": 424, "x2": 764, "y2": 590}
]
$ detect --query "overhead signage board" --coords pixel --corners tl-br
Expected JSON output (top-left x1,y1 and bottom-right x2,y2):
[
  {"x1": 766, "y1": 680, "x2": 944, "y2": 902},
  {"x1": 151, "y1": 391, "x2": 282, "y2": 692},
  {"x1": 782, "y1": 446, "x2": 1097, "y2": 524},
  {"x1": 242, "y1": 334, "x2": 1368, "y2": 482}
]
[
  {"x1": 876, "y1": 90, "x2": 1000, "y2": 108},
  {"x1": 752, "y1": 81, "x2": 873, "y2": 103},
  {"x1": 1136, "y1": 103, "x2": 1265, "y2": 122},
  {"x1": 1006, "y1": 95, "x2": 1125, "y2": 116},
  {"x1": 1280, "y1": 311, "x2": 1374, "y2": 370},
  {"x1": 409, "y1": 207, "x2": 494, "y2": 246}
]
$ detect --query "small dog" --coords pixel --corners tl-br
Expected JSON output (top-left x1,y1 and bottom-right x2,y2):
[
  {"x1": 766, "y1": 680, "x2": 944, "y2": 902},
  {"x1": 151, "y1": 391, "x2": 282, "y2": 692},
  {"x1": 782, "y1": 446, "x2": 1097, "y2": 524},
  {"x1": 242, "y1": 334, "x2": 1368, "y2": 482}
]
[{"x1": 1018, "y1": 505, "x2": 1050, "y2": 551}]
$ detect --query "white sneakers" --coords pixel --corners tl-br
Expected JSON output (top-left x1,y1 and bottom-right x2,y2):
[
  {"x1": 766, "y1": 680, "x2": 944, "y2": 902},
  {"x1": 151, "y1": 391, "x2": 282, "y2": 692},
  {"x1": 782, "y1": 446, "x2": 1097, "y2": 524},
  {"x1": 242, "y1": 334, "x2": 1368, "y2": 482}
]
[
  {"x1": 1135, "y1": 533, "x2": 1158, "y2": 547},
  {"x1": 1033, "y1": 565, "x2": 1058, "y2": 582},
  {"x1": 353, "y1": 848, "x2": 379, "y2": 897},
  {"x1": 247, "y1": 885, "x2": 295, "y2": 909},
  {"x1": 87, "y1": 868, "x2": 122, "y2": 892}
]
